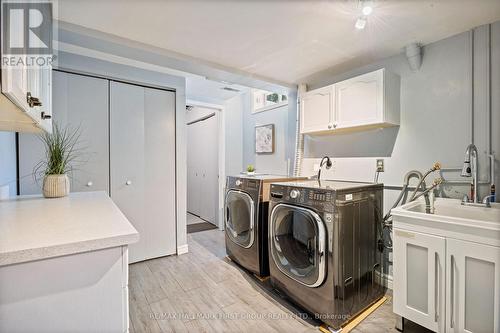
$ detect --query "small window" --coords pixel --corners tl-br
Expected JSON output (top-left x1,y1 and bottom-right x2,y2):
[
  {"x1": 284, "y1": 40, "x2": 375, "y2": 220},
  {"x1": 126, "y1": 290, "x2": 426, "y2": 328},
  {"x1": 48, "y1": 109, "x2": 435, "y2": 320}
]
[{"x1": 252, "y1": 89, "x2": 288, "y2": 113}]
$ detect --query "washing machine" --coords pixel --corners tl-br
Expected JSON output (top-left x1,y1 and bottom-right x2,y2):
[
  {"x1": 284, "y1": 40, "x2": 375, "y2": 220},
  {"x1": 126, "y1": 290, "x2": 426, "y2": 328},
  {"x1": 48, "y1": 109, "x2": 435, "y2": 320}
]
[
  {"x1": 224, "y1": 175, "x2": 305, "y2": 277},
  {"x1": 268, "y1": 180, "x2": 386, "y2": 329}
]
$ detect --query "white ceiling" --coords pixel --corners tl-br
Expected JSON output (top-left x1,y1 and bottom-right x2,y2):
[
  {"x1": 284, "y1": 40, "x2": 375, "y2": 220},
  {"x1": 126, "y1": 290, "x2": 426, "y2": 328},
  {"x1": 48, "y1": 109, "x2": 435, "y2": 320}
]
[{"x1": 56, "y1": 0, "x2": 500, "y2": 85}]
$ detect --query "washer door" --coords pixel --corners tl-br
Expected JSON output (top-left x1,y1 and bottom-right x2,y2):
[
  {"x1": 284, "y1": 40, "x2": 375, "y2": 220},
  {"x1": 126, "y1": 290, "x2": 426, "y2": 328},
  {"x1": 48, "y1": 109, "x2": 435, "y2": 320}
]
[
  {"x1": 270, "y1": 203, "x2": 326, "y2": 287},
  {"x1": 225, "y1": 190, "x2": 255, "y2": 248}
]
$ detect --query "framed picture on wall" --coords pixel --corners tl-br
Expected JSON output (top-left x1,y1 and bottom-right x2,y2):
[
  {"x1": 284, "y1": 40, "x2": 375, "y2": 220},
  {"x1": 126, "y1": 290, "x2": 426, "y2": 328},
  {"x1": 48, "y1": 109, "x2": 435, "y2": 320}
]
[{"x1": 255, "y1": 124, "x2": 275, "y2": 154}]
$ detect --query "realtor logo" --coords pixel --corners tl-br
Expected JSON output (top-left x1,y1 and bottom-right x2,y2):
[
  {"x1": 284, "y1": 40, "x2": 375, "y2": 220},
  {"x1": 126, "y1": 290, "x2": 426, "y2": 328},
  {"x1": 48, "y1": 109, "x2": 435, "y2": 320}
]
[{"x1": 2, "y1": 1, "x2": 54, "y2": 67}]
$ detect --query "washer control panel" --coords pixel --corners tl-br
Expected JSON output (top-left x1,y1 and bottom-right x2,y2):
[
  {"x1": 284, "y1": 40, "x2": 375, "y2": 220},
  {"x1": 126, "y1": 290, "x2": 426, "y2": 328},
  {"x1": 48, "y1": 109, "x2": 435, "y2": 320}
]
[{"x1": 270, "y1": 184, "x2": 335, "y2": 210}]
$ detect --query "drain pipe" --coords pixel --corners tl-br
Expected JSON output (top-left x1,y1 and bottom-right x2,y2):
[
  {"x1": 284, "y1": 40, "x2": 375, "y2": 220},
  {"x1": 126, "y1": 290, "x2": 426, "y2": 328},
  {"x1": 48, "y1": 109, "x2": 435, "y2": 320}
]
[
  {"x1": 293, "y1": 83, "x2": 307, "y2": 177},
  {"x1": 405, "y1": 43, "x2": 422, "y2": 71},
  {"x1": 470, "y1": 29, "x2": 475, "y2": 145}
]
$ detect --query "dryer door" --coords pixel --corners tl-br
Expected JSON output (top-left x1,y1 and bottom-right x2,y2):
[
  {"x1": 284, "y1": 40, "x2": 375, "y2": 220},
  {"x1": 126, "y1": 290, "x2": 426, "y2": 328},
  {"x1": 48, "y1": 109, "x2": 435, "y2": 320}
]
[
  {"x1": 270, "y1": 203, "x2": 327, "y2": 287},
  {"x1": 225, "y1": 190, "x2": 255, "y2": 248}
]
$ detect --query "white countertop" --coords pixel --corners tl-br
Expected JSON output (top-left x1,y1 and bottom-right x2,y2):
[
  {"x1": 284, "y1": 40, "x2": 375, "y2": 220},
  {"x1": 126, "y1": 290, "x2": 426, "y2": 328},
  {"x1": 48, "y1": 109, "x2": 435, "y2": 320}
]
[{"x1": 0, "y1": 191, "x2": 139, "y2": 266}]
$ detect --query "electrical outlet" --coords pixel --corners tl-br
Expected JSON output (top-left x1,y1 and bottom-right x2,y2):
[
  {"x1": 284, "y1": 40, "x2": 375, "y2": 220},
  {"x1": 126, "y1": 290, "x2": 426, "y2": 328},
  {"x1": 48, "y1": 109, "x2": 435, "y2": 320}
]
[{"x1": 376, "y1": 159, "x2": 384, "y2": 172}]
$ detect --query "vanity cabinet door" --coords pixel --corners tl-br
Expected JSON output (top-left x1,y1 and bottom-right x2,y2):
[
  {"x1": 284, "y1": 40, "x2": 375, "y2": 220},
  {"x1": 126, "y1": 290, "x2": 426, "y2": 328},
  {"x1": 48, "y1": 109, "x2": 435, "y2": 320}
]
[
  {"x1": 393, "y1": 228, "x2": 445, "y2": 332},
  {"x1": 446, "y1": 239, "x2": 500, "y2": 333}
]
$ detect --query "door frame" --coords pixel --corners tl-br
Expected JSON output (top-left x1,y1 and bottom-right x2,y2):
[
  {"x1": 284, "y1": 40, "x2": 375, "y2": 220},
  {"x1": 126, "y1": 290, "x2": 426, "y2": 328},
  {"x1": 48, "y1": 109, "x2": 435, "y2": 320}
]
[{"x1": 186, "y1": 99, "x2": 225, "y2": 231}]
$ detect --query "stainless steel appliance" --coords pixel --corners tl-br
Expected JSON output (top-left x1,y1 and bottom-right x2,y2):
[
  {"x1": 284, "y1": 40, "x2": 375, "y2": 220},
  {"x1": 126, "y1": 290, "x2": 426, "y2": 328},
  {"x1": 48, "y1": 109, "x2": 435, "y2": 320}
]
[
  {"x1": 224, "y1": 175, "x2": 305, "y2": 276},
  {"x1": 268, "y1": 180, "x2": 385, "y2": 329}
]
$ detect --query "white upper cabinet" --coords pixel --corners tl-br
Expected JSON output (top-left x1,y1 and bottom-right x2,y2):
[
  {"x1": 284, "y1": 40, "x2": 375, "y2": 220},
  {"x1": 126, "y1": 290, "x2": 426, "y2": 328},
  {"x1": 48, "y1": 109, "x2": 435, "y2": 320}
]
[
  {"x1": 300, "y1": 68, "x2": 400, "y2": 135},
  {"x1": 0, "y1": 4, "x2": 53, "y2": 133},
  {"x1": 300, "y1": 85, "x2": 334, "y2": 134}
]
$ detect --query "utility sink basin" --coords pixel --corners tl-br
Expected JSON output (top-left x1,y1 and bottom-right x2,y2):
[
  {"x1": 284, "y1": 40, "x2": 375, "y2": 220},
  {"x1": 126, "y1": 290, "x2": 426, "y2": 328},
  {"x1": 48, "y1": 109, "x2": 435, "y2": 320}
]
[
  {"x1": 392, "y1": 198, "x2": 500, "y2": 247},
  {"x1": 407, "y1": 199, "x2": 500, "y2": 223}
]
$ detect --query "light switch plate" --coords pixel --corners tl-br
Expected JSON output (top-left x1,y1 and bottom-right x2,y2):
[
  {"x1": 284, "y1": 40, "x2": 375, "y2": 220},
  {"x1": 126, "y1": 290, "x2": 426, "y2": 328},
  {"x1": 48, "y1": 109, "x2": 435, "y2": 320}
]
[{"x1": 376, "y1": 159, "x2": 384, "y2": 172}]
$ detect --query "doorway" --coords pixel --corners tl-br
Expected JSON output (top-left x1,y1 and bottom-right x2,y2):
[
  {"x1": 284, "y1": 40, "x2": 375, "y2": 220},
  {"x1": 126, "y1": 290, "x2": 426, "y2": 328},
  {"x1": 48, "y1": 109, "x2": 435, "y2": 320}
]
[{"x1": 186, "y1": 103, "x2": 223, "y2": 233}]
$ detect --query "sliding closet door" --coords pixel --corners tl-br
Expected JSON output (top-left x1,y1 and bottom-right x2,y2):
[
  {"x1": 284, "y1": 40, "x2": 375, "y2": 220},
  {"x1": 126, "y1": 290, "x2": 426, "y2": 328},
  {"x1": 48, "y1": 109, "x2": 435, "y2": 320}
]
[
  {"x1": 144, "y1": 87, "x2": 176, "y2": 258},
  {"x1": 19, "y1": 71, "x2": 109, "y2": 194},
  {"x1": 110, "y1": 81, "x2": 176, "y2": 263},
  {"x1": 110, "y1": 82, "x2": 146, "y2": 263}
]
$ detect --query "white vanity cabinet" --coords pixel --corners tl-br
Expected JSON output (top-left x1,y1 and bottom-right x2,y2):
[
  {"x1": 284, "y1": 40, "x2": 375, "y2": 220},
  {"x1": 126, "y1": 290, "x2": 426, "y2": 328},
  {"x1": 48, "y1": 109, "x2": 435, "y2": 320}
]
[
  {"x1": 300, "y1": 68, "x2": 399, "y2": 135},
  {"x1": 394, "y1": 230, "x2": 500, "y2": 333},
  {"x1": 447, "y1": 239, "x2": 500, "y2": 333},
  {"x1": 392, "y1": 198, "x2": 500, "y2": 333}
]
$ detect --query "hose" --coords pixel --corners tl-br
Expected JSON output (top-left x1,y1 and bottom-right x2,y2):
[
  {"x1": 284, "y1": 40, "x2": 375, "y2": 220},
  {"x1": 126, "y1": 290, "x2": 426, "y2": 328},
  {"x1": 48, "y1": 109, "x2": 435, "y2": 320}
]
[{"x1": 381, "y1": 163, "x2": 442, "y2": 250}]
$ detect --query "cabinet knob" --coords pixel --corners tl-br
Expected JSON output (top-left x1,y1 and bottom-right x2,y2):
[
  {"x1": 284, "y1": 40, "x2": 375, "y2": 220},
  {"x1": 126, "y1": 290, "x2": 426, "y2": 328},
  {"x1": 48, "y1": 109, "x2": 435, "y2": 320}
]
[
  {"x1": 235, "y1": 180, "x2": 242, "y2": 186},
  {"x1": 333, "y1": 123, "x2": 338, "y2": 129},
  {"x1": 125, "y1": 180, "x2": 132, "y2": 186},
  {"x1": 328, "y1": 124, "x2": 333, "y2": 129},
  {"x1": 86, "y1": 181, "x2": 93, "y2": 187}
]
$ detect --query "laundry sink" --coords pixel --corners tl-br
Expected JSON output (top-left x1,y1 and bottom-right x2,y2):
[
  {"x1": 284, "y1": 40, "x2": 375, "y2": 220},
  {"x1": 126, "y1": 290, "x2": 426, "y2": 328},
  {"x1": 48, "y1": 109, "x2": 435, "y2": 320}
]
[
  {"x1": 407, "y1": 198, "x2": 500, "y2": 223},
  {"x1": 391, "y1": 198, "x2": 500, "y2": 247}
]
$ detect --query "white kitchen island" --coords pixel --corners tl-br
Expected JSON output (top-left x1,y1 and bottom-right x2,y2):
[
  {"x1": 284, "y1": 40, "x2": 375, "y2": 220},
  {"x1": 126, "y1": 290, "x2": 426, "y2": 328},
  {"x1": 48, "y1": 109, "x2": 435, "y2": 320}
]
[{"x1": 0, "y1": 191, "x2": 139, "y2": 333}]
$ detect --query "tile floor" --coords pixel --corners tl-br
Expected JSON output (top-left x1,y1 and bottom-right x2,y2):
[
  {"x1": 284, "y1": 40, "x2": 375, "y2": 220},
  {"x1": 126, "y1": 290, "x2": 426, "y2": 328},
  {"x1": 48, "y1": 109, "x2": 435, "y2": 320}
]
[{"x1": 129, "y1": 229, "x2": 432, "y2": 332}]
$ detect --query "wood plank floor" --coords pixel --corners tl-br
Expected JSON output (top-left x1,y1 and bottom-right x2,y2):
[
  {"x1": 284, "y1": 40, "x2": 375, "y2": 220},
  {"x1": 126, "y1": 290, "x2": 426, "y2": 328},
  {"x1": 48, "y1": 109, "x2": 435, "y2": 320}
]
[{"x1": 129, "y1": 229, "x2": 432, "y2": 333}]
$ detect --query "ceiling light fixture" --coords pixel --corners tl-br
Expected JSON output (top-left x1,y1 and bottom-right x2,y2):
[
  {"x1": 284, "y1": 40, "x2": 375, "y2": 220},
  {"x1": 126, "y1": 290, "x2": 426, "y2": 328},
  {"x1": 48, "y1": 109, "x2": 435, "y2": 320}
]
[
  {"x1": 362, "y1": 5, "x2": 373, "y2": 16},
  {"x1": 355, "y1": 17, "x2": 367, "y2": 30}
]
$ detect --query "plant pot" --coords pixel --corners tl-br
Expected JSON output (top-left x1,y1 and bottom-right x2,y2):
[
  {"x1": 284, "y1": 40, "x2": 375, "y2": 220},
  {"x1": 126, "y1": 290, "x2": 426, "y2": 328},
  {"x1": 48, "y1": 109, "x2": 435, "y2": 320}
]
[
  {"x1": 43, "y1": 174, "x2": 70, "y2": 198},
  {"x1": 247, "y1": 171, "x2": 255, "y2": 175}
]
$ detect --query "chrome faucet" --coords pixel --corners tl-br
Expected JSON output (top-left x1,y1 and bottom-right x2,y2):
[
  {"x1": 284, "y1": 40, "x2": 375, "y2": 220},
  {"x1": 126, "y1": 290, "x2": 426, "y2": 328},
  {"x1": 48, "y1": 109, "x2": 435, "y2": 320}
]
[{"x1": 461, "y1": 143, "x2": 479, "y2": 203}]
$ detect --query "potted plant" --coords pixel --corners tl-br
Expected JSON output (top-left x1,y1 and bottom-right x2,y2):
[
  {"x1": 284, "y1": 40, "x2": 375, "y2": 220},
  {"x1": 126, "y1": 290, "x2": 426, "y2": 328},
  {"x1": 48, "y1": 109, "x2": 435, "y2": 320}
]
[
  {"x1": 35, "y1": 124, "x2": 81, "y2": 198},
  {"x1": 247, "y1": 164, "x2": 255, "y2": 175}
]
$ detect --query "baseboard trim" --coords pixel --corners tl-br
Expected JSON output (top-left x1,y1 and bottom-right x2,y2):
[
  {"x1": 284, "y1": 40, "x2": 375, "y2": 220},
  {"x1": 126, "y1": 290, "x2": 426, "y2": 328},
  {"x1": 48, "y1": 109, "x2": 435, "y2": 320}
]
[{"x1": 177, "y1": 244, "x2": 189, "y2": 255}]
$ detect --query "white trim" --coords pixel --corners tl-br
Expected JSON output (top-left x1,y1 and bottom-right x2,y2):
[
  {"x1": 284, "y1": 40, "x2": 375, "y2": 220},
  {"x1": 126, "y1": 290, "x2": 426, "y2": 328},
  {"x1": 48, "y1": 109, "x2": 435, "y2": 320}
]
[
  {"x1": 185, "y1": 99, "x2": 226, "y2": 231},
  {"x1": 252, "y1": 101, "x2": 289, "y2": 114},
  {"x1": 177, "y1": 244, "x2": 189, "y2": 255}
]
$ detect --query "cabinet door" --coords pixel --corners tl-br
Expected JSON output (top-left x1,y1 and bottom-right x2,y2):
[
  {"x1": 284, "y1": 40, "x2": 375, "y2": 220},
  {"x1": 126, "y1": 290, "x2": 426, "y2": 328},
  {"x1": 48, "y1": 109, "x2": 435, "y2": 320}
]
[
  {"x1": 447, "y1": 239, "x2": 500, "y2": 333},
  {"x1": 110, "y1": 81, "x2": 146, "y2": 263},
  {"x1": 393, "y1": 228, "x2": 445, "y2": 332},
  {"x1": 334, "y1": 69, "x2": 383, "y2": 128},
  {"x1": 300, "y1": 86, "x2": 333, "y2": 133},
  {"x1": 19, "y1": 71, "x2": 109, "y2": 195}
]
